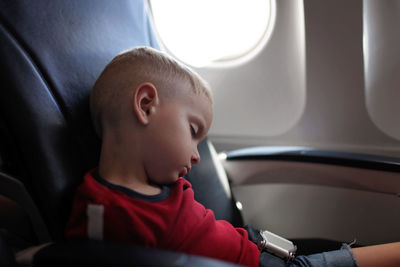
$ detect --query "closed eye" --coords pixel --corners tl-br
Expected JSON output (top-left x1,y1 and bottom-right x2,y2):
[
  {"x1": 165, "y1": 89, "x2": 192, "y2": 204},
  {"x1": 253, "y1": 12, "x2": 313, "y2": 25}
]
[{"x1": 190, "y1": 124, "x2": 198, "y2": 137}]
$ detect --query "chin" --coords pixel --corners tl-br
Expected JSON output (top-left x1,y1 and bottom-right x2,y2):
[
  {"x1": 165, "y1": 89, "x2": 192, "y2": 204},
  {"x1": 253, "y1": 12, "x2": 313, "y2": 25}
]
[{"x1": 160, "y1": 176, "x2": 179, "y2": 185}]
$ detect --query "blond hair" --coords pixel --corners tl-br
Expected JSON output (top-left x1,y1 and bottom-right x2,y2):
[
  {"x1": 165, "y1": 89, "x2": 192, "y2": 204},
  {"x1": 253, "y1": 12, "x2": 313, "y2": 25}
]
[{"x1": 90, "y1": 46, "x2": 212, "y2": 137}]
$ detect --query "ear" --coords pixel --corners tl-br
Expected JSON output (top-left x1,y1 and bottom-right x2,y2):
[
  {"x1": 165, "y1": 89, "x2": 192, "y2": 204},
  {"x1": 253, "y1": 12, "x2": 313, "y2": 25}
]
[{"x1": 132, "y1": 82, "x2": 159, "y2": 125}]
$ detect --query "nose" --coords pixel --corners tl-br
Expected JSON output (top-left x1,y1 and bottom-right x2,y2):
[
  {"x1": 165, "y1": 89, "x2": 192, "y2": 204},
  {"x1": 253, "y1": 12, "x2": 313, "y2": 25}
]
[{"x1": 191, "y1": 148, "x2": 200, "y2": 165}]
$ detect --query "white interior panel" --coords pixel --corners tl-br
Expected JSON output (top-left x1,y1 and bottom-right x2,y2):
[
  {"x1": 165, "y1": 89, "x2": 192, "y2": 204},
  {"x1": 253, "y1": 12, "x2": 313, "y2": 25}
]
[
  {"x1": 195, "y1": 0, "x2": 400, "y2": 158},
  {"x1": 232, "y1": 183, "x2": 400, "y2": 245},
  {"x1": 364, "y1": 0, "x2": 400, "y2": 140},
  {"x1": 195, "y1": 0, "x2": 306, "y2": 137},
  {"x1": 223, "y1": 160, "x2": 400, "y2": 196},
  {"x1": 224, "y1": 159, "x2": 400, "y2": 245}
]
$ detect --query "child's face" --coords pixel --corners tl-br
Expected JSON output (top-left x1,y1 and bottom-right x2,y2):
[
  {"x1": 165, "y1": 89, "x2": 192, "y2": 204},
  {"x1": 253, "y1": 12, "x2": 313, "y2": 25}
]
[{"x1": 142, "y1": 90, "x2": 212, "y2": 185}]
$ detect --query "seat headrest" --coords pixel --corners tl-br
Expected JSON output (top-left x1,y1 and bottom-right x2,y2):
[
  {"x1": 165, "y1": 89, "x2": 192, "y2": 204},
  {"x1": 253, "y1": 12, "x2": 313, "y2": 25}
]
[{"x1": 0, "y1": 0, "x2": 159, "y2": 239}]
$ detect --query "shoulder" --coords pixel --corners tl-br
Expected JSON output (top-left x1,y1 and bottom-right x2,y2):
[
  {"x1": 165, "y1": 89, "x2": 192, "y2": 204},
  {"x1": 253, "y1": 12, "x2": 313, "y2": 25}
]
[
  {"x1": 167, "y1": 177, "x2": 195, "y2": 203},
  {"x1": 74, "y1": 169, "x2": 123, "y2": 207},
  {"x1": 76, "y1": 169, "x2": 106, "y2": 196},
  {"x1": 175, "y1": 177, "x2": 192, "y2": 190}
]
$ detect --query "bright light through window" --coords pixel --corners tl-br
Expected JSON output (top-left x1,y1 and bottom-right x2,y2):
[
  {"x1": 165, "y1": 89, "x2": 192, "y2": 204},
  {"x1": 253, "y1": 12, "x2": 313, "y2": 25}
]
[{"x1": 149, "y1": 0, "x2": 274, "y2": 67}]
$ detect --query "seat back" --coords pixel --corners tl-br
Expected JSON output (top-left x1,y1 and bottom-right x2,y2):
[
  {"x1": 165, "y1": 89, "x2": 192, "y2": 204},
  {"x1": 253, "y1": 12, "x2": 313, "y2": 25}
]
[
  {"x1": 0, "y1": 0, "x2": 241, "y2": 241},
  {"x1": 0, "y1": 0, "x2": 159, "y2": 239},
  {"x1": 186, "y1": 140, "x2": 243, "y2": 226}
]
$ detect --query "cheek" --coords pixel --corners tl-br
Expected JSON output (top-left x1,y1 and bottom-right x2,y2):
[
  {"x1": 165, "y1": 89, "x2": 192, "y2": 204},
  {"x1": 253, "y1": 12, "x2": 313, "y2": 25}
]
[
  {"x1": 146, "y1": 135, "x2": 180, "y2": 169},
  {"x1": 159, "y1": 120, "x2": 191, "y2": 154},
  {"x1": 143, "y1": 116, "x2": 192, "y2": 174}
]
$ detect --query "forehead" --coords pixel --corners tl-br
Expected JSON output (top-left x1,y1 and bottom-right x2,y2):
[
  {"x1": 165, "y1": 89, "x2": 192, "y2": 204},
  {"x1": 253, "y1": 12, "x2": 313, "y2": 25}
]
[{"x1": 159, "y1": 71, "x2": 212, "y2": 101}]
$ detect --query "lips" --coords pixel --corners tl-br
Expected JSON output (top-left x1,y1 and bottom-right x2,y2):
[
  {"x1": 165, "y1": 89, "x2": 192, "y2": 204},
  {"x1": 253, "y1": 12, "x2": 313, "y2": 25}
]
[{"x1": 179, "y1": 166, "x2": 191, "y2": 177}]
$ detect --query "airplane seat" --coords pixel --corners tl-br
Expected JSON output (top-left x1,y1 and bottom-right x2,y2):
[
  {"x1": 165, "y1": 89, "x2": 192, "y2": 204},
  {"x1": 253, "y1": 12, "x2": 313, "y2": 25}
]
[
  {"x1": 0, "y1": 233, "x2": 16, "y2": 267},
  {"x1": 0, "y1": 0, "x2": 242, "y2": 265},
  {"x1": 185, "y1": 139, "x2": 244, "y2": 227}
]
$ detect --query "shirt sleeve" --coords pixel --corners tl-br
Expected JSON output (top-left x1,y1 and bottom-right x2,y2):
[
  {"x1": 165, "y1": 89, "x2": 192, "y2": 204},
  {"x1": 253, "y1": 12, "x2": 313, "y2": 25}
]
[{"x1": 259, "y1": 244, "x2": 359, "y2": 267}]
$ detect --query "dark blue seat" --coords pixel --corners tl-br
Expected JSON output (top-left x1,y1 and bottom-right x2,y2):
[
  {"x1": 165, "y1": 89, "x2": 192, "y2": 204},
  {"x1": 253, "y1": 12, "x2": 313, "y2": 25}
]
[{"x1": 0, "y1": 0, "x2": 242, "y2": 265}]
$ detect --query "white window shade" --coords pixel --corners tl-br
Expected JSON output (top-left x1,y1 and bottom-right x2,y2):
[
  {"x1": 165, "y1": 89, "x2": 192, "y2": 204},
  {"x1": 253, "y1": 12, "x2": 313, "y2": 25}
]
[{"x1": 149, "y1": 0, "x2": 274, "y2": 67}]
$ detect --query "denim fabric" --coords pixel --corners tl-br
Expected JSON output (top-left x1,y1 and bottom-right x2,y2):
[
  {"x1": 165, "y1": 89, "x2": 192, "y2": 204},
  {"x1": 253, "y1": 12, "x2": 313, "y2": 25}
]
[{"x1": 259, "y1": 244, "x2": 359, "y2": 267}]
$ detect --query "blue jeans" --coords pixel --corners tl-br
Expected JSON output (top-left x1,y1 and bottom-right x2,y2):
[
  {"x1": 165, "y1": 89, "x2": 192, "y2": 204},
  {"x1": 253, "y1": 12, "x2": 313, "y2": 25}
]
[{"x1": 259, "y1": 244, "x2": 359, "y2": 267}]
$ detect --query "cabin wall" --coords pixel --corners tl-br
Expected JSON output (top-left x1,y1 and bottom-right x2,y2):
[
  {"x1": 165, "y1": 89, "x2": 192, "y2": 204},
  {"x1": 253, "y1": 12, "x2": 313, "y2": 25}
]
[{"x1": 197, "y1": 0, "x2": 400, "y2": 157}]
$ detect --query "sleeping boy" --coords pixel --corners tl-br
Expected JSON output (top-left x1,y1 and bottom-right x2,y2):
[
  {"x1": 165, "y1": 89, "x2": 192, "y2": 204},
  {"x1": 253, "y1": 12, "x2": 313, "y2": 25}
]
[{"x1": 66, "y1": 46, "x2": 400, "y2": 266}]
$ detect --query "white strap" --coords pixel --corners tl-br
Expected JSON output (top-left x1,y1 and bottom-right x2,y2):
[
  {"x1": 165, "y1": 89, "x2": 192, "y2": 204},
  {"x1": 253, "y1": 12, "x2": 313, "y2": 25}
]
[{"x1": 87, "y1": 204, "x2": 104, "y2": 240}]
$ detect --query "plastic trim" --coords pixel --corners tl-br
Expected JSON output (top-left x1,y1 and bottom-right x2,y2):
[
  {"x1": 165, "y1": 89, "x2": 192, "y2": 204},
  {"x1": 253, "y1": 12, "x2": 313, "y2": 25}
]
[
  {"x1": 0, "y1": 172, "x2": 51, "y2": 243},
  {"x1": 225, "y1": 146, "x2": 400, "y2": 172}
]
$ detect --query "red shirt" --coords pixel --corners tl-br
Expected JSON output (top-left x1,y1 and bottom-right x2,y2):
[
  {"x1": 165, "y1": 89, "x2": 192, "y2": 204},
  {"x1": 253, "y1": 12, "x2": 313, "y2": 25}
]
[{"x1": 66, "y1": 170, "x2": 260, "y2": 266}]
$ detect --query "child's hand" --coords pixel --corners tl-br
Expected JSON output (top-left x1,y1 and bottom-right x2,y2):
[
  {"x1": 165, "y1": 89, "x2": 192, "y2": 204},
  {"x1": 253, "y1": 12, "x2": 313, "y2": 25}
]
[{"x1": 352, "y1": 242, "x2": 400, "y2": 267}]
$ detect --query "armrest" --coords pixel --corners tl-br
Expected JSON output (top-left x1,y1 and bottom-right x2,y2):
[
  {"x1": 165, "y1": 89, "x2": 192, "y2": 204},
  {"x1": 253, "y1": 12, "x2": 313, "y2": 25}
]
[
  {"x1": 221, "y1": 146, "x2": 400, "y2": 195},
  {"x1": 0, "y1": 233, "x2": 16, "y2": 267},
  {"x1": 33, "y1": 241, "x2": 242, "y2": 267},
  {"x1": 0, "y1": 172, "x2": 51, "y2": 244},
  {"x1": 225, "y1": 146, "x2": 400, "y2": 172}
]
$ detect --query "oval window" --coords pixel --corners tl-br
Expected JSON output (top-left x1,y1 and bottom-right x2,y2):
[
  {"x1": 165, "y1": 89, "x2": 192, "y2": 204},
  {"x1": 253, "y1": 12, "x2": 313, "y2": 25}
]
[{"x1": 149, "y1": 0, "x2": 275, "y2": 67}]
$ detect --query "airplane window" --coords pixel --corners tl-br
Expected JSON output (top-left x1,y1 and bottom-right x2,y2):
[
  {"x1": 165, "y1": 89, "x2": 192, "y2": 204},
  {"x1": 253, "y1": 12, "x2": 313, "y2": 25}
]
[{"x1": 149, "y1": 0, "x2": 275, "y2": 67}]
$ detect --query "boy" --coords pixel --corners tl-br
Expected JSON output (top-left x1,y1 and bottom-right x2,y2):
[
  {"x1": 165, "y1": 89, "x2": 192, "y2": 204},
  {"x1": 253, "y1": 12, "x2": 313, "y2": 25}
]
[{"x1": 66, "y1": 47, "x2": 399, "y2": 266}]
